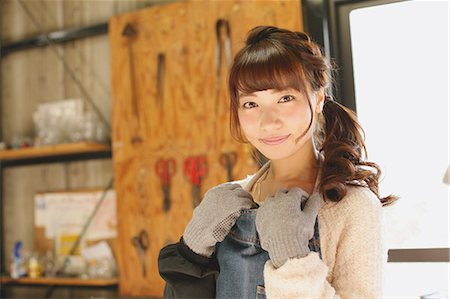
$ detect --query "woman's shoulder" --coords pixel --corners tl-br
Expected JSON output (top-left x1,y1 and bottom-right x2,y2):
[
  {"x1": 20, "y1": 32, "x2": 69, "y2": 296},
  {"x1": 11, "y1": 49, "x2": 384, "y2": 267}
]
[
  {"x1": 319, "y1": 186, "x2": 383, "y2": 233},
  {"x1": 323, "y1": 185, "x2": 382, "y2": 215}
]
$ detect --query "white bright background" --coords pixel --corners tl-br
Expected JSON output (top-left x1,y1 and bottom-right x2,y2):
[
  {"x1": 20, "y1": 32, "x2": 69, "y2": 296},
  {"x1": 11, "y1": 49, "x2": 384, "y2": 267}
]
[{"x1": 349, "y1": 0, "x2": 449, "y2": 298}]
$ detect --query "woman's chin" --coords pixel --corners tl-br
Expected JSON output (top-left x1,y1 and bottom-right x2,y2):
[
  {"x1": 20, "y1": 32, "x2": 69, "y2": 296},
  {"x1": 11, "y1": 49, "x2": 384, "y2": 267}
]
[{"x1": 256, "y1": 148, "x2": 293, "y2": 161}]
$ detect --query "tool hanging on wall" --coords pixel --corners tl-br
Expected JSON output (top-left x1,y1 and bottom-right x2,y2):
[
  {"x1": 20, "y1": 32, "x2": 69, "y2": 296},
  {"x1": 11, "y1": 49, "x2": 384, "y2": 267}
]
[
  {"x1": 131, "y1": 229, "x2": 149, "y2": 277},
  {"x1": 220, "y1": 151, "x2": 238, "y2": 181},
  {"x1": 215, "y1": 19, "x2": 232, "y2": 116},
  {"x1": 122, "y1": 23, "x2": 143, "y2": 144},
  {"x1": 184, "y1": 155, "x2": 208, "y2": 208},
  {"x1": 155, "y1": 158, "x2": 176, "y2": 212},
  {"x1": 156, "y1": 53, "x2": 166, "y2": 107}
]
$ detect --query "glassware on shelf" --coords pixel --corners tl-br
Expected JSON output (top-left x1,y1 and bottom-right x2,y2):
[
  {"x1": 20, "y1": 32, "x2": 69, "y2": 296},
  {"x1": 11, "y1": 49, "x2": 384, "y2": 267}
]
[
  {"x1": 28, "y1": 252, "x2": 42, "y2": 278},
  {"x1": 42, "y1": 250, "x2": 56, "y2": 277},
  {"x1": 33, "y1": 98, "x2": 108, "y2": 146},
  {"x1": 85, "y1": 257, "x2": 114, "y2": 279}
]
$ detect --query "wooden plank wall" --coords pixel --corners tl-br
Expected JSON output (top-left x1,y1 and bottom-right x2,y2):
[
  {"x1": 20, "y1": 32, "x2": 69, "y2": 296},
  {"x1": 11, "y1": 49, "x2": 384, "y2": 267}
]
[
  {"x1": 0, "y1": 0, "x2": 173, "y2": 295},
  {"x1": 110, "y1": 0, "x2": 302, "y2": 296}
]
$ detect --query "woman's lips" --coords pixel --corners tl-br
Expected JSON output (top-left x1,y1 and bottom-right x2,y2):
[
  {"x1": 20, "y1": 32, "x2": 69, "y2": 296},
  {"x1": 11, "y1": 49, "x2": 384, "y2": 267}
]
[{"x1": 260, "y1": 134, "x2": 291, "y2": 145}]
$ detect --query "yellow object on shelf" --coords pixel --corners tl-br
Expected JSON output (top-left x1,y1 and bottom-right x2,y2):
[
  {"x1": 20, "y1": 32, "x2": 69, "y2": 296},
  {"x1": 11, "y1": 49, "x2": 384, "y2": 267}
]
[{"x1": 0, "y1": 142, "x2": 110, "y2": 161}]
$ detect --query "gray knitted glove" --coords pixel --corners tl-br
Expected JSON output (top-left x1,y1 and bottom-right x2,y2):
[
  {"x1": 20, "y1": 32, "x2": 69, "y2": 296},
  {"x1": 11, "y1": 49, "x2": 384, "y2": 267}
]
[
  {"x1": 256, "y1": 187, "x2": 323, "y2": 268},
  {"x1": 183, "y1": 183, "x2": 257, "y2": 257}
]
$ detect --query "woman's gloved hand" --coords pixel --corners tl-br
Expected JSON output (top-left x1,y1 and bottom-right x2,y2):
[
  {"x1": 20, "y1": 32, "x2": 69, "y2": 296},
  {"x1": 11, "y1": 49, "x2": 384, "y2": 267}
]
[
  {"x1": 183, "y1": 183, "x2": 257, "y2": 257},
  {"x1": 256, "y1": 187, "x2": 323, "y2": 268}
]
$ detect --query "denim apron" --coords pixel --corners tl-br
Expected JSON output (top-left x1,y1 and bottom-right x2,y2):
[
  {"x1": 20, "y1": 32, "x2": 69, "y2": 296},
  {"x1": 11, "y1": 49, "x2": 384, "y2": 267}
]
[{"x1": 215, "y1": 204, "x2": 321, "y2": 299}]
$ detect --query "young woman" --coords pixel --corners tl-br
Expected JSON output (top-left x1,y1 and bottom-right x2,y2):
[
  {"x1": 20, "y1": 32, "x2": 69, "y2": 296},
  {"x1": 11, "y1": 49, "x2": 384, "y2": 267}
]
[{"x1": 158, "y1": 25, "x2": 397, "y2": 298}]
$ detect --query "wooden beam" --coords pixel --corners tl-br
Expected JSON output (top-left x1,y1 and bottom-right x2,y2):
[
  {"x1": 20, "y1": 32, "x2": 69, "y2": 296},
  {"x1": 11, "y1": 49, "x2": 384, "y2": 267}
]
[{"x1": 388, "y1": 248, "x2": 450, "y2": 263}]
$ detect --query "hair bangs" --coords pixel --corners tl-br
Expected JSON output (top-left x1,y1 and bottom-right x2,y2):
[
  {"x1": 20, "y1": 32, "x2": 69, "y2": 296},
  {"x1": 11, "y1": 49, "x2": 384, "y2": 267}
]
[{"x1": 231, "y1": 48, "x2": 308, "y2": 96}]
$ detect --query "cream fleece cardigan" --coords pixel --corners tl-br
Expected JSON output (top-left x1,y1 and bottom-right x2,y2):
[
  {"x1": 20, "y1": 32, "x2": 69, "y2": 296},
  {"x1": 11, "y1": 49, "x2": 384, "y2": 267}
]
[{"x1": 235, "y1": 162, "x2": 385, "y2": 299}]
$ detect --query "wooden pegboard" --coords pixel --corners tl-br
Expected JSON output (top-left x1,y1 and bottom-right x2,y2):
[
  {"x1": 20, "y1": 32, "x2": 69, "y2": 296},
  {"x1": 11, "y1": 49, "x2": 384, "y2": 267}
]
[{"x1": 109, "y1": 0, "x2": 302, "y2": 296}]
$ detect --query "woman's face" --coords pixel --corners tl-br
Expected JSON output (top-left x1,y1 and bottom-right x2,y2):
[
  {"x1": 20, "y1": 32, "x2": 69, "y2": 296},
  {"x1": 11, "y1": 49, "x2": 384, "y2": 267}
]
[{"x1": 237, "y1": 88, "x2": 323, "y2": 160}]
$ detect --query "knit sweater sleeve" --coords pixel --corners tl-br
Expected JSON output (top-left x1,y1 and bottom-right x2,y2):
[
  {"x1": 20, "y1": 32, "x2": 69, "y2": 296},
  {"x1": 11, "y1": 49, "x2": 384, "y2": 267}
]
[{"x1": 263, "y1": 187, "x2": 384, "y2": 299}]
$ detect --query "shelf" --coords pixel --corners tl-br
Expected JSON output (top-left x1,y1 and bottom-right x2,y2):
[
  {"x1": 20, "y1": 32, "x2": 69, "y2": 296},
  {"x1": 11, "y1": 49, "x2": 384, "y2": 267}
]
[
  {"x1": 388, "y1": 248, "x2": 450, "y2": 263},
  {"x1": 0, "y1": 142, "x2": 112, "y2": 167},
  {"x1": 0, "y1": 276, "x2": 118, "y2": 287},
  {"x1": 0, "y1": 142, "x2": 110, "y2": 161}
]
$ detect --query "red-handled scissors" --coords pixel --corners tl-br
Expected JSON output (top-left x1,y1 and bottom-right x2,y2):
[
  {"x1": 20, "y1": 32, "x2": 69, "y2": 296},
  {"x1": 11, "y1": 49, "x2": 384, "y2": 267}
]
[
  {"x1": 183, "y1": 155, "x2": 208, "y2": 207},
  {"x1": 155, "y1": 158, "x2": 176, "y2": 212},
  {"x1": 156, "y1": 158, "x2": 176, "y2": 185}
]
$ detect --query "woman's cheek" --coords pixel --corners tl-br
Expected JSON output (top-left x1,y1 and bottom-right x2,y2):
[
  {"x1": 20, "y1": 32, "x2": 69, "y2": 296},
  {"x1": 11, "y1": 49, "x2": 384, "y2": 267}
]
[
  {"x1": 238, "y1": 112, "x2": 259, "y2": 141},
  {"x1": 286, "y1": 104, "x2": 311, "y2": 126}
]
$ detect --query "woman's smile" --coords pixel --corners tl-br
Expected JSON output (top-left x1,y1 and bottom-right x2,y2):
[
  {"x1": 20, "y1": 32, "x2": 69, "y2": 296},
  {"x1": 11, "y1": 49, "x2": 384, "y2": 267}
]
[{"x1": 259, "y1": 134, "x2": 291, "y2": 145}]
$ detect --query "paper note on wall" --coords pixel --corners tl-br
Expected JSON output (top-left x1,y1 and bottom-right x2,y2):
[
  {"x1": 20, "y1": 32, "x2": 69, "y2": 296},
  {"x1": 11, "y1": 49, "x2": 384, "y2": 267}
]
[{"x1": 34, "y1": 190, "x2": 117, "y2": 241}]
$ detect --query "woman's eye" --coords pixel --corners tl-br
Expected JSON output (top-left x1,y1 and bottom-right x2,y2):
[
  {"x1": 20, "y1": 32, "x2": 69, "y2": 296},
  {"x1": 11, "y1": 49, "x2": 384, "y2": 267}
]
[
  {"x1": 279, "y1": 95, "x2": 295, "y2": 103},
  {"x1": 242, "y1": 102, "x2": 258, "y2": 109}
]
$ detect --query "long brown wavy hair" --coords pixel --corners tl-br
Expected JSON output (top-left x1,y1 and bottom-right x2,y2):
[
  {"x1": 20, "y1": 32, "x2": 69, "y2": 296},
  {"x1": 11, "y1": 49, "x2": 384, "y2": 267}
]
[{"x1": 228, "y1": 26, "x2": 397, "y2": 206}]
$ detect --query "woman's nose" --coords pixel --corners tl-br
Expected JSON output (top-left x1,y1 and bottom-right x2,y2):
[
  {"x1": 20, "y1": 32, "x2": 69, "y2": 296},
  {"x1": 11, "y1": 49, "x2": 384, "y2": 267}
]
[{"x1": 259, "y1": 109, "x2": 282, "y2": 131}]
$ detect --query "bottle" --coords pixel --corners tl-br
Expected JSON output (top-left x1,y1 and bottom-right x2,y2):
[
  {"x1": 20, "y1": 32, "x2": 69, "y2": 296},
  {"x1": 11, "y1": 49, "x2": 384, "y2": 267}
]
[
  {"x1": 28, "y1": 252, "x2": 42, "y2": 278},
  {"x1": 11, "y1": 241, "x2": 24, "y2": 278},
  {"x1": 9, "y1": 253, "x2": 18, "y2": 279},
  {"x1": 43, "y1": 250, "x2": 55, "y2": 277}
]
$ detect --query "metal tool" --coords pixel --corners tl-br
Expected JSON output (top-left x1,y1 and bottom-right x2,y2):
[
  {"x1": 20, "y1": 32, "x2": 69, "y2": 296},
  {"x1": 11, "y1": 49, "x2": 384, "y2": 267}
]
[
  {"x1": 122, "y1": 23, "x2": 142, "y2": 144},
  {"x1": 156, "y1": 52, "x2": 165, "y2": 106},
  {"x1": 215, "y1": 19, "x2": 232, "y2": 116},
  {"x1": 131, "y1": 229, "x2": 149, "y2": 277},
  {"x1": 184, "y1": 155, "x2": 208, "y2": 208},
  {"x1": 156, "y1": 158, "x2": 176, "y2": 212},
  {"x1": 220, "y1": 151, "x2": 238, "y2": 181}
]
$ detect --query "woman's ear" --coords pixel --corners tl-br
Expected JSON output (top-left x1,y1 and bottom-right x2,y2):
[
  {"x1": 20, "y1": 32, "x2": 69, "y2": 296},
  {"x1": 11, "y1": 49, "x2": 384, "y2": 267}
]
[{"x1": 315, "y1": 88, "x2": 325, "y2": 114}]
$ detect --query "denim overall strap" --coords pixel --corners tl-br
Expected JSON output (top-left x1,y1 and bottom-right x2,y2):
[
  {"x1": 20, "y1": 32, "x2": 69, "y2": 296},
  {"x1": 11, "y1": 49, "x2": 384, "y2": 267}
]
[{"x1": 215, "y1": 209, "x2": 321, "y2": 299}]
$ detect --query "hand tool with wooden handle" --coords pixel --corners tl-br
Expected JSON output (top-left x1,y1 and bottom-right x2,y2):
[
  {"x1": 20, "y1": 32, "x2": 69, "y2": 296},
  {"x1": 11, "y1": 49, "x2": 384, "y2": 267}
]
[
  {"x1": 122, "y1": 23, "x2": 142, "y2": 144},
  {"x1": 215, "y1": 19, "x2": 232, "y2": 116}
]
